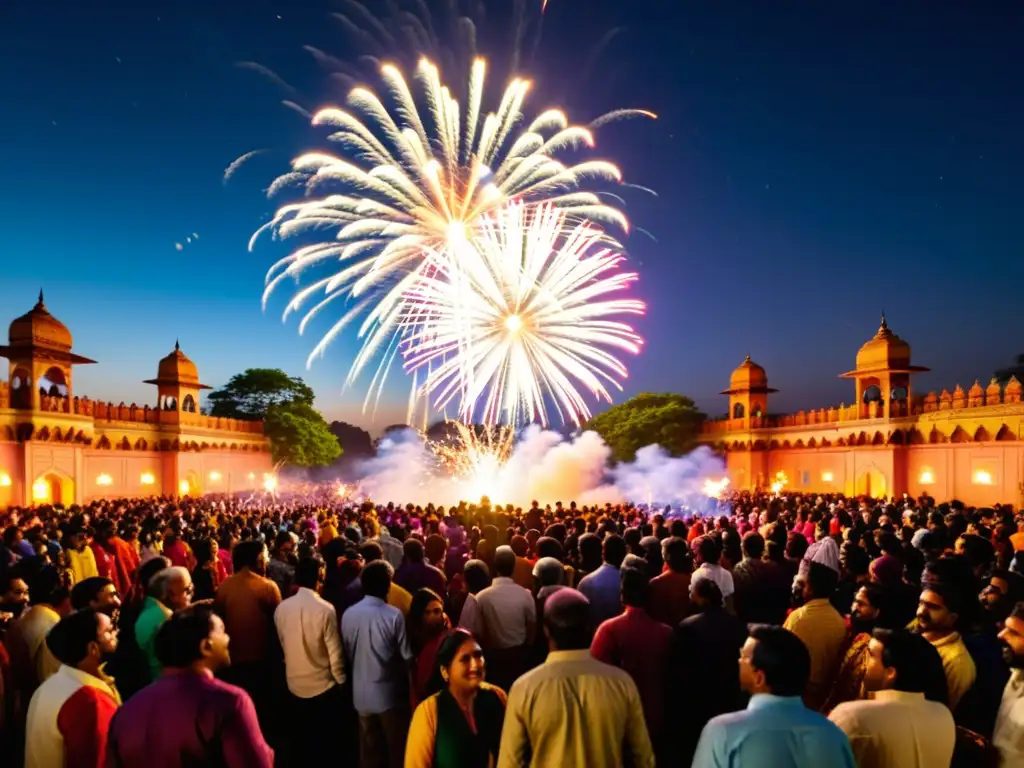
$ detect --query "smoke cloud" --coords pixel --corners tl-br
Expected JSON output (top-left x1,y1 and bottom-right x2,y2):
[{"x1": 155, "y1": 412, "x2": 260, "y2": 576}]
[{"x1": 354, "y1": 425, "x2": 726, "y2": 510}]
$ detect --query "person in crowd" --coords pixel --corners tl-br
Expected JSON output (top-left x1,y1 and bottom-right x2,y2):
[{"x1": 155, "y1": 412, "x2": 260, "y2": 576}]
[
  {"x1": 69, "y1": 576, "x2": 121, "y2": 620},
  {"x1": 106, "y1": 603, "x2": 274, "y2": 767},
  {"x1": 7, "y1": 564, "x2": 71, "y2": 706},
  {"x1": 690, "y1": 535, "x2": 735, "y2": 606},
  {"x1": 341, "y1": 559, "x2": 414, "y2": 768},
  {"x1": 474, "y1": 546, "x2": 536, "y2": 693},
  {"x1": 454, "y1": 559, "x2": 491, "y2": 638},
  {"x1": 829, "y1": 628, "x2": 955, "y2": 767},
  {"x1": 267, "y1": 530, "x2": 297, "y2": 598},
  {"x1": 405, "y1": 628, "x2": 507, "y2": 768},
  {"x1": 916, "y1": 582, "x2": 977, "y2": 710},
  {"x1": 577, "y1": 534, "x2": 627, "y2": 627},
  {"x1": 531, "y1": 556, "x2": 568, "y2": 645},
  {"x1": 731, "y1": 531, "x2": 790, "y2": 625},
  {"x1": 396, "y1": 539, "x2": 447, "y2": 597},
  {"x1": 497, "y1": 589, "x2": 654, "y2": 768},
  {"x1": 665, "y1": 578, "x2": 748, "y2": 764},
  {"x1": 648, "y1": 536, "x2": 692, "y2": 627},
  {"x1": 360, "y1": 541, "x2": 413, "y2": 615},
  {"x1": 274, "y1": 555, "x2": 345, "y2": 764},
  {"x1": 0, "y1": 568, "x2": 30, "y2": 622},
  {"x1": 24, "y1": 608, "x2": 120, "y2": 768},
  {"x1": 824, "y1": 583, "x2": 888, "y2": 710},
  {"x1": 190, "y1": 537, "x2": 222, "y2": 602},
  {"x1": 692, "y1": 624, "x2": 855, "y2": 768},
  {"x1": 66, "y1": 526, "x2": 99, "y2": 584},
  {"x1": 784, "y1": 561, "x2": 847, "y2": 711},
  {"x1": 994, "y1": 601, "x2": 1024, "y2": 765},
  {"x1": 409, "y1": 588, "x2": 450, "y2": 706},
  {"x1": 135, "y1": 566, "x2": 192, "y2": 682},
  {"x1": 590, "y1": 565, "x2": 671, "y2": 760}
]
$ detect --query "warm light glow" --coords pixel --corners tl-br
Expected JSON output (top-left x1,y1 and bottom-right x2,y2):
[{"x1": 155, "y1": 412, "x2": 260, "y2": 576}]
[
  {"x1": 821, "y1": 471, "x2": 834, "y2": 483},
  {"x1": 140, "y1": 472, "x2": 155, "y2": 486},
  {"x1": 263, "y1": 474, "x2": 277, "y2": 492},
  {"x1": 0, "y1": 473, "x2": 10, "y2": 487},
  {"x1": 504, "y1": 314, "x2": 523, "y2": 334},
  {"x1": 248, "y1": 472, "x2": 256, "y2": 480},
  {"x1": 337, "y1": 483, "x2": 348, "y2": 497},
  {"x1": 770, "y1": 471, "x2": 789, "y2": 495},
  {"x1": 919, "y1": 470, "x2": 935, "y2": 485},
  {"x1": 702, "y1": 477, "x2": 730, "y2": 499},
  {"x1": 32, "y1": 478, "x2": 49, "y2": 502},
  {"x1": 179, "y1": 480, "x2": 191, "y2": 495},
  {"x1": 96, "y1": 473, "x2": 113, "y2": 486},
  {"x1": 974, "y1": 469, "x2": 994, "y2": 486},
  {"x1": 209, "y1": 471, "x2": 222, "y2": 482}
]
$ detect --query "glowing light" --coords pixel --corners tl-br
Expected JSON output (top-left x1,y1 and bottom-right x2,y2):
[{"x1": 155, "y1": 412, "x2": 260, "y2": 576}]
[
  {"x1": 140, "y1": 472, "x2": 155, "y2": 486},
  {"x1": 337, "y1": 483, "x2": 348, "y2": 497},
  {"x1": 0, "y1": 473, "x2": 11, "y2": 487},
  {"x1": 248, "y1": 472, "x2": 256, "y2": 480},
  {"x1": 179, "y1": 480, "x2": 191, "y2": 495},
  {"x1": 702, "y1": 477, "x2": 730, "y2": 499},
  {"x1": 32, "y1": 478, "x2": 49, "y2": 502},
  {"x1": 96, "y1": 474, "x2": 113, "y2": 486},
  {"x1": 821, "y1": 471, "x2": 834, "y2": 483},
  {"x1": 919, "y1": 470, "x2": 935, "y2": 485},
  {"x1": 209, "y1": 471, "x2": 222, "y2": 482},
  {"x1": 974, "y1": 469, "x2": 994, "y2": 486},
  {"x1": 254, "y1": 58, "x2": 644, "y2": 415},
  {"x1": 263, "y1": 474, "x2": 278, "y2": 492},
  {"x1": 431, "y1": 422, "x2": 514, "y2": 503},
  {"x1": 770, "y1": 471, "x2": 789, "y2": 495},
  {"x1": 399, "y1": 203, "x2": 644, "y2": 427}
]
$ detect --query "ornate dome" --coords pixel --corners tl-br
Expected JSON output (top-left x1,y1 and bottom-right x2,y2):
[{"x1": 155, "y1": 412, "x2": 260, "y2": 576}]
[
  {"x1": 8, "y1": 291, "x2": 73, "y2": 352},
  {"x1": 854, "y1": 313, "x2": 912, "y2": 371},
  {"x1": 144, "y1": 341, "x2": 210, "y2": 389},
  {"x1": 721, "y1": 355, "x2": 777, "y2": 394}
]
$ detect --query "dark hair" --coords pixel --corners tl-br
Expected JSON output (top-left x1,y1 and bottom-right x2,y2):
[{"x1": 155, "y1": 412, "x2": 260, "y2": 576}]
[
  {"x1": 155, "y1": 604, "x2": 218, "y2": 668},
  {"x1": 232, "y1": 539, "x2": 264, "y2": 572},
  {"x1": 535, "y1": 537, "x2": 564, "y2": 561},
  {"x1": 994, "y1": 569, "x2": 1024, "y2": 605},
  {"x1": 692, "y1": 577, "x2": 723, "y2": 607},
  {"x1": 741, "y1": 532, "x2": 765, "y2": 559},
  {"x1": 807, "y1": 561, "x2": 839, "y2": 599},
  {"x1": 620, "y1": 566, "x2": 650, "y2": 608},
  {"x1": 1010, "y1": 601, "x2": 1024, "y2": 622},
  {"x1": 70, "y1": 577, "x2": 113, "y2": 611},
  {"x1": 747, "y1": 625, "x2": 811, "y2": 697},
  {"x1": 410, "y1": 588, "x2": 443, "y2": 623},
  {"x1": 28, "y1": 564, "x2": 69, "y2": 607},
  {"x1": 192, "y1": 537, "x2": 216, "y2": 567},
  {"x1": 361, "y1": 560, "x2": 394, "y2": 599},
  {"x1": 603, "y1": 534, "x2": 627, "y2": 567},
  {"x1": 662, "y1": 537, "x2": 691, "y2": 573},
  {"x1": 463, "y1": 560, "x2": 491, "y2": 594},
  {"x1": 494, "y1": 547, "x2": 516, "y2": 577},
  {"x1": 403, "y1": 538, "x2": 425, "y2": 564},
  {"x1": 426, "y1": 628, "x2": 478, "y2": 696},
  {"x1": 923, "y1": 581, "x2": 966, "y2": 622},
  {"x1": 359, "y1": 541, "x2": 384, "y2": 563},
  {"x1": 696, "y1": 535, "x2": 720, "y2": 565},
  {"x1": 544, "y1": 592, "x2": 593, "y2": 650},
  {"x1": 872, "y1": 628, "x2": 949, "y2": 702},
  {"x1": 139, "y1": 556, "x2": 171, "y2": 592},
  {"x1": 294, "y1": 556, "x2": 324, "y2": 590},
  {"x1": 46, "y1": 608, "x2": 103, "y2": 666}
]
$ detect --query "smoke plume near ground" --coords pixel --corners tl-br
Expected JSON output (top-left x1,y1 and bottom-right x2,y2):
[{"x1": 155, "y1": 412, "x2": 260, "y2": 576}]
[{"x1": 354, "y1": 425, "x2": 726, "y2": 509}]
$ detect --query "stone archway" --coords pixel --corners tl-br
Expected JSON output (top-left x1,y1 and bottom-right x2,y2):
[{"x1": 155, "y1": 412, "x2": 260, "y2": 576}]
[
  {"x1": 31, "y1": 470, "x2": 75, "y2": 506},
  {"x1": 856, "y1": 468, "x2": 887, "y2": 499}
]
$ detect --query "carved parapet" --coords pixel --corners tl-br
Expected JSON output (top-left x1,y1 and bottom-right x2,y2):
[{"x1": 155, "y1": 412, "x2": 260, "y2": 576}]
[
  {"x1": 987, "y1": 378, "x2": 1003, "y2": 406},
  {"x1": 951, "y1": 385, "x2": 966, "y2": 409},
  {"x1": 924, "y1": 392, "x2": 938, "y2": 412},
  {"x1": 1007, "y1": 376, "x2": 1022, "y2": 404},
  {"x1": 939, "y1": 389, "x2": 952, "y2": 410},
  {"x1": 968, "y1": 380, "x2": 984, "y2": 408}
]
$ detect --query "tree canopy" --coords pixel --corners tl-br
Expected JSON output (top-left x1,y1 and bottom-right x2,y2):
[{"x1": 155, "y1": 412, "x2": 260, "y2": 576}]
[
  {"x1": 208, "y1": 369, "x2": 315, "y2": 420},
  {"x1": 264, "y1": 401, "x2": 342, "y2": 467},
  {"x1": 329, "y1": 421, "x2": 375, "y2": 459},
  {"x1": 584, "y1": 392, "x2": 706, "y2": 463}
]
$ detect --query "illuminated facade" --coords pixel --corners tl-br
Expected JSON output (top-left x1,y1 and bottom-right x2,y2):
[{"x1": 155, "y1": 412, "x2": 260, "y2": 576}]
[
  {"x1": 700, "y1": 315, "x2": 1024, "y2": 507},
  {"x1": 0, "y1": 293, "x2": 273, "y2": 508}
]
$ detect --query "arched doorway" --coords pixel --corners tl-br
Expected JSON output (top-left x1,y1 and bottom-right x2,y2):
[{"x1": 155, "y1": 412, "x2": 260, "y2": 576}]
[
  {"x1": 31, "y1": 471, "x2": 74, "y2": 506},
  {"x1": 856, "y1": 468, "x2": 887, "y2": 499},
  {"x1": 179, "y1": 470, "x2": 202, "y2": 497}
]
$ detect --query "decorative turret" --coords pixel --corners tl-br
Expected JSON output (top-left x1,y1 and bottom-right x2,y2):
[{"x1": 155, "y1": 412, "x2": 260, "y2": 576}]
[
  {"x1": 721, "y1": 355, "x2": 777, "y2": 422},
  {"x1": 840, "y1": 313, "x2": 929, "y2": 419},
  {"x1": 144, "y1": 340, "x2": 210, "y2": 413}
]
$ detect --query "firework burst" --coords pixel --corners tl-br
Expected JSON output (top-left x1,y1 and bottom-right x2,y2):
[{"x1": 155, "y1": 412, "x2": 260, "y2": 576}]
[{"x1": 396, "y1": 202, "x2": 645, "y2": 427}]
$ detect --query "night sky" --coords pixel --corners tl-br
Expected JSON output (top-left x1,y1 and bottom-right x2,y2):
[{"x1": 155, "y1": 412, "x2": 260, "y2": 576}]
[{"x1": 1, "y1": 1, "x2": 1021, "y2": 433}]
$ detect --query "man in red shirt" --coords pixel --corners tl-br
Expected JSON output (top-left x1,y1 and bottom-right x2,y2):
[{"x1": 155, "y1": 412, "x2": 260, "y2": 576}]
[
  {"x1": 590, "y1": 566, "x2": 672, "y2": 760},
  {"x1": 648, "y1": 536, "x2": 692, "y2": 626},
  {"x1": 24, "y1": 608, "x2": 120, "y2": 768}
]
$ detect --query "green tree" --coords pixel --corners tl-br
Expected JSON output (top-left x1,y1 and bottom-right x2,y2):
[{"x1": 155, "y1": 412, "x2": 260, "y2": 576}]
[
  {"x1": 584, "y1": 392, "x2": 706, "y2": 462},
  {"x1": 207, "y1": 369, "x2": 315, "y2": 419},
  {"x1": 264, "y1": 402, "x2": 342, "y2": 467}
]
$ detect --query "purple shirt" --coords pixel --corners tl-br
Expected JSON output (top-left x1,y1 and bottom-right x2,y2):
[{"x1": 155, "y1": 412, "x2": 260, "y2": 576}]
[
  {"x1": 394, "y1": 561, "x2": 446, "y2": 596},
  {"x1": 106, "y1": 669, "x2": 273, "y2": 768}
]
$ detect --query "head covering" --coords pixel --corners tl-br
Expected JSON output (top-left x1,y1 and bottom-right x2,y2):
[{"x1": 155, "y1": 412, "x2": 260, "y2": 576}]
[
  {"x1": 869, "y1": 555, "x2": 903, "y2": 587},
  {"x1": 798, "y1": 537, "x2": 840, "y2": 579}
]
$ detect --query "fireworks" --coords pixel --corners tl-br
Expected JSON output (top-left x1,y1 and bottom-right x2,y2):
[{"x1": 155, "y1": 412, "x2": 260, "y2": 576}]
[
  {"x1": 430, "y1": 422, "x2": 515, "y2": 502},
  {"x1": 257, "y1": 57, "x2": 648, "y2": 413},
  {"x1": 702, "y1": 477, "x2": 730, "y2": 499},
  {"x1": 397, "y1": 202, "x2": 644, "y2": 427},
  {"x1": 770, "y1": 471, "x2": 788, "y2": 495}
]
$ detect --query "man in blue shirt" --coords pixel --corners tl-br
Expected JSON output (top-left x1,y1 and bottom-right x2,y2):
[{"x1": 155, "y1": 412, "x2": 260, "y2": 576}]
[
  {"x1": 692, "y1": 624, "x2": 855, "y2": 768},
  {"x1": 577, "y1": 534, "x2": 626, "y2": 627}
]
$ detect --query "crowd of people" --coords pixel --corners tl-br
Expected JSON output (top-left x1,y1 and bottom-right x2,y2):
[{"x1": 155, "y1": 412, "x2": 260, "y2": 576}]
[{"x1": 1, "y1": 485, "x2": 1024, "y2": 767}]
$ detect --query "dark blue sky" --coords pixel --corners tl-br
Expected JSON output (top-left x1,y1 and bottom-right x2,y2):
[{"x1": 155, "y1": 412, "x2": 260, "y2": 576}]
[{"x1": 1, "y1": 1, "x2": 1021, "y2": 432}]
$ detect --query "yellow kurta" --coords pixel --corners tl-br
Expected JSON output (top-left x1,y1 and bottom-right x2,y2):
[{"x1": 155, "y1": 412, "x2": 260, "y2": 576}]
[{"x1": 784, "y1": 598, "x2": 848, "y2": 711}]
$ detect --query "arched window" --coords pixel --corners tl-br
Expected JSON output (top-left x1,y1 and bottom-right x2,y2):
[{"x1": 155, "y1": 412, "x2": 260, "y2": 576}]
[
  {"x1": 163, "y1": 395, "x2": 177, "y2": 411},
  {"x1": 10, "y1": 368, "x2": 31, "y2": 409},
  {"x1": 733, "y1": 402, "x2": 745, "y2": 419},
  {"x1": 182, "y1": 394, "x2": 197, "y2": 413},
  {"x1": 890, "y1": 386, "x2": 908, "y2": 401},
  {"x1": 862, "y1": 385, "x2": 882, "y2": 404}
]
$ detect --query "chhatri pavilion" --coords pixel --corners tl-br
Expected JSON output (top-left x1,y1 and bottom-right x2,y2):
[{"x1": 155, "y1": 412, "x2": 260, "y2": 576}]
[
  {"x1": 0, "y1": 293, "x2": 272, "y2": 508},
  {"x1": 700, "y1": 314, "x2": 1024, "y2": 507}
]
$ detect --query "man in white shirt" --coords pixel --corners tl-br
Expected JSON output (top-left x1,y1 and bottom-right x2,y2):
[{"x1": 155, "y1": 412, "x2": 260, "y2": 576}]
[
  {"x1": 690, "y1": 535, "x2": 734, "y2": 602},
  {"x1": 274, "y1": 556, "x2": 345, "y2": 764},
  {"x1": 995, "y1": 602, "x2": 1024, "y2": 766},
  {"x1": 829, "y1": 628, "x2": 955, "y2": 768},
  {"x1": 476, "y1": 546, "x2": 536, "y2": 691}
]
